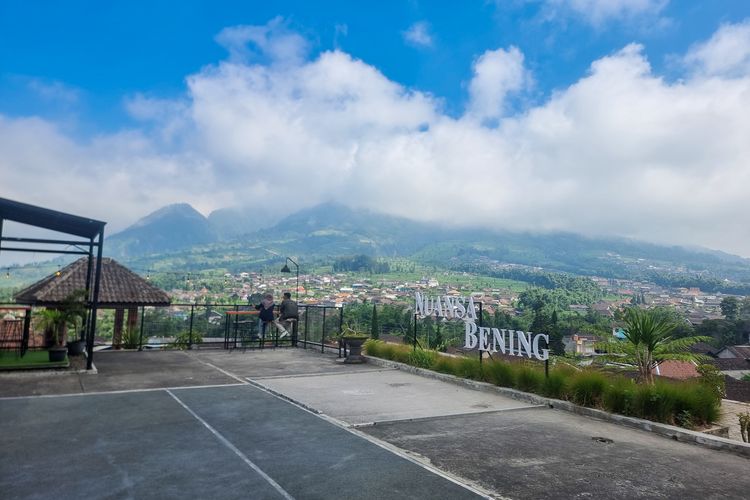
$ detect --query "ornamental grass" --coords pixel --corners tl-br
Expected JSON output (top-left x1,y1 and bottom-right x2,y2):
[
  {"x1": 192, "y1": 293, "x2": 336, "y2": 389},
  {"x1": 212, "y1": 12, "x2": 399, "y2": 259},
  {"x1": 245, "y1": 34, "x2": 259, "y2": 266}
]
[{"x1": 363, "y1": 340, "x2": 720, "y2": 428}]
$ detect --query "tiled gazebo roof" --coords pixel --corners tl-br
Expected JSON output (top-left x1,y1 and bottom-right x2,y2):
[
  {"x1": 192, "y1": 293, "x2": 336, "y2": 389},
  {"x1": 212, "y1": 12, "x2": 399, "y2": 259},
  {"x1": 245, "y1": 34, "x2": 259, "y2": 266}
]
[{"x1": 13, "y1": 258, "x2": 170, "y2": 308}]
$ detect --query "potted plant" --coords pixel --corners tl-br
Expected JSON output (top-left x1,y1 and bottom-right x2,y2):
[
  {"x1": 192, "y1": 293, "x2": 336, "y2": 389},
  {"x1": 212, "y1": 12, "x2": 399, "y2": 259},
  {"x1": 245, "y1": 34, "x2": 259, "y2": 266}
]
[
  {"x1": 38, "y1": 290, "x2": 88, "y2": 361},
  {"x1": 62, "y1": 290, "x2": 88, "y2": 356},
  {"x1": 340, "y1": 328, "x2": 369, "y2": 364},
  {"x1": 38, "y1": 309, "x2": 70, "y2": 362}
]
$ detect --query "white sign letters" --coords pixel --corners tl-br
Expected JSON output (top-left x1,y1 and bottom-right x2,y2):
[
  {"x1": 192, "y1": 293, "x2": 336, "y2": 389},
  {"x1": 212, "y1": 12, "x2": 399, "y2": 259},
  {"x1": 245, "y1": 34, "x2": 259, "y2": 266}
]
[{"x1": 415, "y1": 292, "x2": 549, "y2": 361}]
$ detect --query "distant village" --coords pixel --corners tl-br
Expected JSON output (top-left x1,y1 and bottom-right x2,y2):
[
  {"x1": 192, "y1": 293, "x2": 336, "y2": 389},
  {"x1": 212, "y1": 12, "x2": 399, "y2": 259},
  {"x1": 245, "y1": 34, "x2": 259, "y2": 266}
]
[{"x1": 170, "y1": 270, "x2": 731, "y2": 326}]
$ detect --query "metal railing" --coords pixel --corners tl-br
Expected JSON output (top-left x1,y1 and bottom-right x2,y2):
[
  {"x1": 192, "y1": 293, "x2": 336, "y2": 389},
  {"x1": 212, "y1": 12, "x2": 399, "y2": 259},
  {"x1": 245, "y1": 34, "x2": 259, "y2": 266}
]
[{"x1": 108, "y1": 303, "x2": 344, "y2": 352}]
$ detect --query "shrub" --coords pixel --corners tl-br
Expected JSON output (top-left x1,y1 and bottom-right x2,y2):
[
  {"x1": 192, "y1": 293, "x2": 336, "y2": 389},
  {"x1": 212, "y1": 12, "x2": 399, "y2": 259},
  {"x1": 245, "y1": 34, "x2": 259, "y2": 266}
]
[
  {"x1": 633, "y1": 384, "x2": 664, "y2": 421},
  {"x1": 433, "y1": 355, "x2": 458, "y2": 376},
  {"x1": 739, "y1": 412, "x2": 750, "y2": 442},
  {"x1": 408, "y1": 348, "x2": 437, "y2": 369},
  {"x1": 391, "y1": 346, "x2": 412, "y2": 364},
  {"x1": 569, "y1": 371, "x2": 608, "y2": 407},
  {"x1": 643, "y1": 381, "x2": 721, "y2": 427},
  {"x1": 364, "y1": 339, "x2": 383, "y2": 357},
  {"x1": 634, "y1": 382, "x2": 693, "y2": 424},
  {"x1": 122, "y1": 326, "x2": 141, "y2": 349},
  {"x1": 455, "y1": 357, "x2": 483, "y2": 380},
  {"x1": 697, "y1": 364, "x2": 726, "y2": 402},
  {"x1": 675, "y1": 410, "x2": 694, "y2": 429},
  {"x1": 485, "y1": 360, "x2": 516, "y2": 388},
  {"x1": 169, "y1": 331, "x2": 202, "y2": 350},
  {"x1": 602, "y1": 378, "x2": 637, "y2": 416},
  {"x1": 515, "y1": 365, "x2": 544, "y2": 393},
  {"x1": 542, "y1": 369, "x2": 568, "y2": 399},
  {"x1": 378, "y1": 343, "x2": 398, "y2": 361},
  {"x1": 670, "y1": 381, "x2": 720, "y2": 426}
]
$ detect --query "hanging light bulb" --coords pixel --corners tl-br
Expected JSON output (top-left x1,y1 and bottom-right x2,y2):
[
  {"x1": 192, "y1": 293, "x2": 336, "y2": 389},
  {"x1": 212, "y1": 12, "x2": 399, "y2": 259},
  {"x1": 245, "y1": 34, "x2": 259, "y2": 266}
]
[
  {"x1": 4, "y1": 268, "x2": 9, "y2": 279},
  {"x1": 146, "y1": 269, "x2": 151, "y2": 281}
]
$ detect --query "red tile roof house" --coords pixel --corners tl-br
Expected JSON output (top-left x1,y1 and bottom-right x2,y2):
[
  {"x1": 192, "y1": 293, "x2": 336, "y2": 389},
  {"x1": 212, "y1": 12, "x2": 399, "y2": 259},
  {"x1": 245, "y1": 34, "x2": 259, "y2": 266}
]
[{"x1": 653, "y1": 360, "x2": 700, "y2": 380}]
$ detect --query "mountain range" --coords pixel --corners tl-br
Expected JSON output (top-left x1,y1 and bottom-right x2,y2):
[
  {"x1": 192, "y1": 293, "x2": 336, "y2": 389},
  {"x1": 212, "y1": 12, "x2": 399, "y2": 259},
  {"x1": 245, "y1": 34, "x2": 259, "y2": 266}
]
[{"x1": 105, "y1": 202, "x2": 750, "y2": 290}]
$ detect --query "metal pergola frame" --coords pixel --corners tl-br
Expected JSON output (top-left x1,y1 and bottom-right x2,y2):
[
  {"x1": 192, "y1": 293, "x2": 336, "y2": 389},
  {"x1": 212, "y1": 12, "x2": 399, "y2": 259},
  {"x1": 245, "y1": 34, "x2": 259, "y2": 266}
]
[{"x1": 0, "y1": 197, "x2": 106, "y2": 370}]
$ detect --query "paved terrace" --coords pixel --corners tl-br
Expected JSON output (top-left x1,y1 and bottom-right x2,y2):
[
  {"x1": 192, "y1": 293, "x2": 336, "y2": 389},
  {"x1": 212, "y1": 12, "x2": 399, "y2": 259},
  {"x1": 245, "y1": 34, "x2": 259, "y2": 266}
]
[{"x1": 1, "y1": 348, "x2": 749, "y2": 499}]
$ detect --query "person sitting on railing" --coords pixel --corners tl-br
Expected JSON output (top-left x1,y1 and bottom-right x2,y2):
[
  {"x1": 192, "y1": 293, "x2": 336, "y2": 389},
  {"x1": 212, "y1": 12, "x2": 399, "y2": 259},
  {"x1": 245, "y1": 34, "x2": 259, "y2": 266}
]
[
  {"x1": 255, "y1": 293, "x2": 276, "y2": 338},
  {"x1": 276, "y1": 292, "x2": 298, "y2": 339}
]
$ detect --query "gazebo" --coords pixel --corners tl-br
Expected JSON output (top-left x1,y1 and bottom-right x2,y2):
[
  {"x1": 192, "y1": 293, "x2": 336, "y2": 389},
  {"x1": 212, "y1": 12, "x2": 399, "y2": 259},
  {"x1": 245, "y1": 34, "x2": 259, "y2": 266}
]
[
  {"x1": 1, "y1": 197, "x2": 106, "y2": 369},
  {"x1": 14, "y1": 257, "x2": 170, "y2": 350}
]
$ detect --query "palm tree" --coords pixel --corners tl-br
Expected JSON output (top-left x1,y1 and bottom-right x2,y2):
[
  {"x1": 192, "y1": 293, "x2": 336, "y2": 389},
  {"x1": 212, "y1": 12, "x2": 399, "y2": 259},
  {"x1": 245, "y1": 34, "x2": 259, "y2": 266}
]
[{"x1": 599, "y1": 307, "x2": 710, "y2": 384}]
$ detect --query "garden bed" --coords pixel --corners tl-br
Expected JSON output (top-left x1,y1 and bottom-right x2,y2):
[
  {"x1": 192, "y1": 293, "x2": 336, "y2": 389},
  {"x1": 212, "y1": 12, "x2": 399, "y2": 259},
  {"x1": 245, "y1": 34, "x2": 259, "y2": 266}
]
[{"x1": 364, "y1": 340, "x2": 720, "y2": 429}]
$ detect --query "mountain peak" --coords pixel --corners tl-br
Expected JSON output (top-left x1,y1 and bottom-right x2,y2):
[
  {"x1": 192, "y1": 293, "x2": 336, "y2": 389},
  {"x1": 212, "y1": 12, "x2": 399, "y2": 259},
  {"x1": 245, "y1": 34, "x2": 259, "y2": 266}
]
[
  {"x1": 132, "y1": 203, "x2": 206, "y2": 229},
  {"x1": 107, "y1": 203, "x2": 215, "y2": 257}
]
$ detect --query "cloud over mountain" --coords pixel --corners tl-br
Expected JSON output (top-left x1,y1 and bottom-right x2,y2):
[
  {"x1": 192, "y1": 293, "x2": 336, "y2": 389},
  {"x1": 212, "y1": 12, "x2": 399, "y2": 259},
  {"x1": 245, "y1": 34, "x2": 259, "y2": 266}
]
[{"x1": 1, "y1": 17, "x2": 750, "y2": 257}]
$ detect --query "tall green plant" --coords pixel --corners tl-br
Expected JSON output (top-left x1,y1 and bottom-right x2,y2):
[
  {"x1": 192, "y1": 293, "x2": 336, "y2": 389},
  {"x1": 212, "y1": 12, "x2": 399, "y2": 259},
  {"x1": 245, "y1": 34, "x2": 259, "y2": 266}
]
[
  {"x1": 37, "y1": 289, "x2": 88, "y2": 346},
  {"x1": 598, "y1": 308, "x2": 710, "y2": 384},
  {"x1": 370, "y1": 304, "x2": 380, "y2": 340}
]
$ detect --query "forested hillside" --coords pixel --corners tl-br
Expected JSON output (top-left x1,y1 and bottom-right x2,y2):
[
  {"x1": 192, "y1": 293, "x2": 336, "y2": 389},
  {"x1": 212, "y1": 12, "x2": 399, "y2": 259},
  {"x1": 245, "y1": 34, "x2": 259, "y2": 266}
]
[{"x1": 6, "y1": 202, "x2": 749, "y2": 295}]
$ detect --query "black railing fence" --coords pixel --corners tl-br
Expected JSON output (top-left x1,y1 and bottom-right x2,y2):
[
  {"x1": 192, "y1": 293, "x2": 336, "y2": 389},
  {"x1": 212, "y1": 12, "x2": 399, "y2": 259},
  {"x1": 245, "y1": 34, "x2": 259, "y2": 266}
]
[
  {"x1": 3, "y1": 300, "x2": 546, "y2": 369},
  {"x1": 107, "y1": 303, "x2": 344, "y2": 353}
]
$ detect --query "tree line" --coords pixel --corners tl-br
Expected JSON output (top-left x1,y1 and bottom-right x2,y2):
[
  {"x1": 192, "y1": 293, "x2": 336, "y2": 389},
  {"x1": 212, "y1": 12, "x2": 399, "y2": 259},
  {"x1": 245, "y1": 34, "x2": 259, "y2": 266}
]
[{"x1": 333, "y1": 255, "x2": 391, "y2": 273}]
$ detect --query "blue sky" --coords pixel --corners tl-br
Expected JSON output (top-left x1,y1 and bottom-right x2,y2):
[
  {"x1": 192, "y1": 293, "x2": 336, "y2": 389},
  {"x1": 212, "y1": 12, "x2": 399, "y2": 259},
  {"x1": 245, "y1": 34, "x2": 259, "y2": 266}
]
[
  {"x1": 3, "y1": 1, "x2": 746, "y2": 128},
  {"x1": 1, "y1": 1, "x2": 750, "y2": 258}
]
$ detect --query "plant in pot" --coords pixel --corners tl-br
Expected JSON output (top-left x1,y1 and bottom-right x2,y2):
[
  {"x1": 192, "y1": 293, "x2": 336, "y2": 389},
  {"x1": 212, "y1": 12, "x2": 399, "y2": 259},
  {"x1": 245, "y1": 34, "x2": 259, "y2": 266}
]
[
  {"x1": 38, "y1": 290, "x2": 88, "y2": 361},
  {"x1": 38, "y1": 309, "x2": 71, "y2": 362},
  {"x1": 340, "y1": 327, "x2": 369, "y2": 364},
  {"x1": 62, "y1": 289, "x2": 88, "y2": 356}
]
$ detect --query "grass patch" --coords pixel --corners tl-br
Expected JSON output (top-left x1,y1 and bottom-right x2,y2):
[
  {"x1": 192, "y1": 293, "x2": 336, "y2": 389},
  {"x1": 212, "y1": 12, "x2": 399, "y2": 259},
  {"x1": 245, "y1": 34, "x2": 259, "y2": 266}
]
[
  {"x1": 484, "y1": 360, "x2": 515, "y2": 387},
  {"x1": 407, "y1": 348, "x2": 437, "y2": 369},
  {"x1": 455, "y1": 357, "x2": 483, "y2": 380},
  {"x1": 602, "y1": 378, "x2": 637, "y2": 416},
  {"x1": 433, "y1": 355, "x2": 458, "y2": 375},
  {"x1": 515, "y1": 364, "x2": 545, "y2": 393},
  {"x1": 569, "y1": 370, "x2": 608, "y2": 407},
  {"x1": 542, "y1": 368, "x2": 568, "y2": 399},
  {"x1": 0, "y1": 350, "x2": 69, "y2": 370}
]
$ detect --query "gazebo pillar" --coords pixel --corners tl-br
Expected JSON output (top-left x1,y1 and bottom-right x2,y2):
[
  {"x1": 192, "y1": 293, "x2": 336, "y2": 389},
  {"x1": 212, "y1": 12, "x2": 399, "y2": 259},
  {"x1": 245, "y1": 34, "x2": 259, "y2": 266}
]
[
  {"x1": 113, "y1": 308, "x2": 124, "y2": 348},
  {"x1": 127, "y1": 307, "x2": 138, "y2": 347}
]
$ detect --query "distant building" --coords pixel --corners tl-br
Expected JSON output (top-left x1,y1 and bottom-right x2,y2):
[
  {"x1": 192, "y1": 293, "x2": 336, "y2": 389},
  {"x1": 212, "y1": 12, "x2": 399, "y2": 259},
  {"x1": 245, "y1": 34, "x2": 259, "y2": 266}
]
[
  {"x1": 568, "y1": 334, "x2": 600, "y2": 356},
  {"x1": 715, "y1": 345, "x2": 750, "y2": 359},
  {"x1": 654, "y1": 360, "x2": 699, "y2": 380}
]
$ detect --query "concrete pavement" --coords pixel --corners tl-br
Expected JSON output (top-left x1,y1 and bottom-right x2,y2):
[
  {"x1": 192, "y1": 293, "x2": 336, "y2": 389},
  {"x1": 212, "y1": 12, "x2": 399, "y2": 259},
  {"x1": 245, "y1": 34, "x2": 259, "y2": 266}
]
[{"x1": 2, "y1": 347, "x2": 749, "y2": 499}]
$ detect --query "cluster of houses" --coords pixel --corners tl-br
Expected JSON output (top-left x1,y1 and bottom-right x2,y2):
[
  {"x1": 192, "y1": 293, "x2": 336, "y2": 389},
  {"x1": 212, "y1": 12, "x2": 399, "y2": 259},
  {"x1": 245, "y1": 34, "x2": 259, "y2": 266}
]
[
  {"x1": 152, "y1": 269, "x2": 750, "y2": 394},
  {"x1": 592, "y1": 277, "x2": 728, "y2": 323}
]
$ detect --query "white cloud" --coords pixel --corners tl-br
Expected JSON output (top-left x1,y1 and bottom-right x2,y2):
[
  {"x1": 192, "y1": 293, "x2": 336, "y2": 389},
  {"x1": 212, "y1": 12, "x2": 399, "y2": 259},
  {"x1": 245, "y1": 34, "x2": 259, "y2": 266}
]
[
  {"x1": 125, "y1": 93, "x2": 190, "y2": 142},
  {"x1": 467, "y1": 47, "x2": 530, "y2": 122},
  {"x1": 26, "y1": 78, "x2": 80, "y2": 104},
  {"x1": 684, "y1": 19, "x2": 750, "y2": 78},
  {"x1": 334, "y1": 23, "x2": 348, "y2": 49},
  {"x1": 2, "y1": 18, "x2": 750, "y2": 258},
  {"x1": 0, "y1": 115, "x2": 231, "y2": 235},
  {"x1": 215, "y1": 16, "x2": 309, "y2": 66},
  {"x1": 542, "y1": 0, "x2": 669, "y2": 27},
  {"x1": 403, "y1": 21, "x2": 434, "y2": 48}
]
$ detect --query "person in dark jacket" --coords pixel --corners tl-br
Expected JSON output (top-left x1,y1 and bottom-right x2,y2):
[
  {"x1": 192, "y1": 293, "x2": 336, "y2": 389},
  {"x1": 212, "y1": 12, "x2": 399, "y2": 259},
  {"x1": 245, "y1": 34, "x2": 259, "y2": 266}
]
[
  {"x1": 255, "y1": 293, "x2": 275, "y2": 337},
  {"x1": 277, "y1": 292, "x2": 299, "y2": 339}
]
